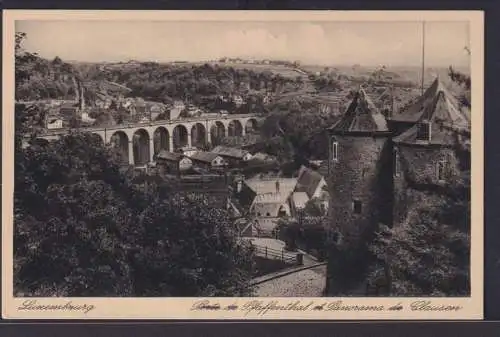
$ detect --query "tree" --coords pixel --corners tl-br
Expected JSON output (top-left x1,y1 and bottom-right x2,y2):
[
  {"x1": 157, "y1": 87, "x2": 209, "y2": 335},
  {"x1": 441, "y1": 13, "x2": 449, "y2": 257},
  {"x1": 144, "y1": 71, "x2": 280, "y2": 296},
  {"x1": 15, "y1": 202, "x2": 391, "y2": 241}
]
[
  {"x1": 132, "y1": 194, "x2": 255, "y2": 296},
  {"x1": 303, "y1": 198, "x2": 324, "y2": 217},
  {"x1": 448, "y1": 66, "x2": 471, "y2": 109},
  {"x1": 14, "y1": 128, "x2": 255, "y2": 296},
  {"x1": 369, "y1": 196, "x2": 470, "y2": 296}
]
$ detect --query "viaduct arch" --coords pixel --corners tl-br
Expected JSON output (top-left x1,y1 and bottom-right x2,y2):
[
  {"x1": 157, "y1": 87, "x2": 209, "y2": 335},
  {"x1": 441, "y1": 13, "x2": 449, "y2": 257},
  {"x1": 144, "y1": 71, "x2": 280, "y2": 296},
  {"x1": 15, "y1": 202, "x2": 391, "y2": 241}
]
[{"x1": 37, "y1": 114, "x2": 262, "y2": 166}]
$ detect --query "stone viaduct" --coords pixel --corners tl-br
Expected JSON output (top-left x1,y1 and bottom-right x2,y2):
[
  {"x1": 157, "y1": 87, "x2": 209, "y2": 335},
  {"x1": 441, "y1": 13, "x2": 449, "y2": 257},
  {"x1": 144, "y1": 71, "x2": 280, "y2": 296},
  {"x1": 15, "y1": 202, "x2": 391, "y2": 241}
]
[{"x1": 38, "y1": 114, "x2": 262, "y2": 166}]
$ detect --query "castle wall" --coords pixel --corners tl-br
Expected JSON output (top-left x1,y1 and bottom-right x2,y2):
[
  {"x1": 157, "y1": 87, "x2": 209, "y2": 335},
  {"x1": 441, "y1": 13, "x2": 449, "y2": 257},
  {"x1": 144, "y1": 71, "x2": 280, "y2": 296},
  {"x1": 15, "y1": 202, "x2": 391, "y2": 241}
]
[{"x1": 393, "y1": 145, "x2": 464, "y2": 226}]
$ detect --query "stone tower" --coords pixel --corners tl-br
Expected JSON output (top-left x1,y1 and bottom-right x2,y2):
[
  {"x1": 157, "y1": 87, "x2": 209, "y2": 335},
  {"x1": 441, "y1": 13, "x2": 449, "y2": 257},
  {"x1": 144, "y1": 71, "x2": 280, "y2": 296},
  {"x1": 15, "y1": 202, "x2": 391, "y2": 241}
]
[
  {"x1": 325, "y1": 87, "x2": 393, "y2": 295},
  {"x1": 392, "y1": 77, "x2": 471, "y2": 226}
]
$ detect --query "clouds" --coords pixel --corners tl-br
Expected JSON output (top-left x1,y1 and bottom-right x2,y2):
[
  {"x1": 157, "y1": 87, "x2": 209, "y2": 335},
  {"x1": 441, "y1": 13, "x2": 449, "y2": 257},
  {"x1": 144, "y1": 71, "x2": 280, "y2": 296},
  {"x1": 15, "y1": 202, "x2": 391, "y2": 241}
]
[{"x1": 16, "y1": 20, "x2": 470, "y2": 67}]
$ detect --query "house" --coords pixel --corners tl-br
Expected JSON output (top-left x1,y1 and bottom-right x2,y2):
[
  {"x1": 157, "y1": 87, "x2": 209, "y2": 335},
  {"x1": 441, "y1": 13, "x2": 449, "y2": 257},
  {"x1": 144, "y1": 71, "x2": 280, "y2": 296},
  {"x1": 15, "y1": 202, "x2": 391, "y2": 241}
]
[
  {"x1": 59, "y1": 102, "x2": 79, "y2": 117},
  {"x1": 185, "y1": 104, "x2": 201, "y2": 117},
  {"x1": 46, "y1": 117, "x2": 63, "y2": 129},
  {"x1": 232, "y1": 94, "x2": 245, "y2": 107},
  {"x1": 168, "y1": 107, "x2": 183, "y2": 120},
  {"x1": 291, "y1": 191, "x2": 309, "y2": 210},
  {"x1": 189, "y1": 151, "x2": 226, "y2": 171},
  {"x1": 294, "y1": 165, "x2": 329, "y2": 212},
  {"x1": 146, "y1": 102, "x2": 165, "y2": 120},
  {"x1": 211, "y1": 145, "x2": 253, "y2": 167},
  {"x1": 179, "y1": 146, "x2": 200, "y2": 158},
  {"x1": 156, "y1": 150, "x2": 193, "y2": 175},
  {"x1": 324, "y1": 77, "x2": 471, "y2": 295},
  {"x1": 242, "y1": 177, "x2": 298, "y2": 236},
  {"x1": 173, "y1": 100, "x2": 185, "y2": 111}
]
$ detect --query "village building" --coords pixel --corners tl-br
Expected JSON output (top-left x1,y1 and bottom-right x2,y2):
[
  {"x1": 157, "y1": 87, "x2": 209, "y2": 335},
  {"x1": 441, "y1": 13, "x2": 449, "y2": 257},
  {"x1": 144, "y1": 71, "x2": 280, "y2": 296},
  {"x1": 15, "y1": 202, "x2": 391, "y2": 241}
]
[
  {"x1": 167, "y1": 100, "x2": 185, "y2": 120},
  {"x1": 46, "y1": 116, "x2": 64, "y2": 129},
  {"x1": 291, "y1": 166, "x2": 330, "y2": 214},
  {"x1": 59, "y1": 102, "x2": 79, "y2": 118},
  {"x1": 156, "y1": 150, "x2": 193, "y2": 175},
  {"x1": 324, "y1": 77, "x2": 471, "y2": 296},
  {"x1": 239, "y1": 176, "x2": 298, "y2": 237},
  {"x1": 179, "y1": 146, "x2": 200, "y2": 158},
  {"x1": 232, "y1": 94, "x2": 245, "y2": 107},
  {"x1": 189, "y1": 151, "x2": 226, "y2": 171},
  {"x1": 211, "y1": 145, "x2": 253, "y2": 167}
]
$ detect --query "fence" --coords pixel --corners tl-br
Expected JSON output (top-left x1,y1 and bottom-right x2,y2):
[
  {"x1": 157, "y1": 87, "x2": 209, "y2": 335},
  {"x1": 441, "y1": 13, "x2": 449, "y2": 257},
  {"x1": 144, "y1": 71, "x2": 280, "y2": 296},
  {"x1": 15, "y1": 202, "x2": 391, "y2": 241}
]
[{"x1": 252, "y1": 244, "x2": 298, "y2": 265}]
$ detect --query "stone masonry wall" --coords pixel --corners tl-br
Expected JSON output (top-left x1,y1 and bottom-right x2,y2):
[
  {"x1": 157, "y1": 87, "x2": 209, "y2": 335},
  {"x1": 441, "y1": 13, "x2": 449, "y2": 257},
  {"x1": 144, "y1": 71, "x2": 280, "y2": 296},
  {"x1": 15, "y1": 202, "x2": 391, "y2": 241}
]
[
  {"x1": 326, "y1": 134, "x2": 392, "y2": 244},
  {"x1": 393, "y1": 145, "x2": 463, "y2": 226}
]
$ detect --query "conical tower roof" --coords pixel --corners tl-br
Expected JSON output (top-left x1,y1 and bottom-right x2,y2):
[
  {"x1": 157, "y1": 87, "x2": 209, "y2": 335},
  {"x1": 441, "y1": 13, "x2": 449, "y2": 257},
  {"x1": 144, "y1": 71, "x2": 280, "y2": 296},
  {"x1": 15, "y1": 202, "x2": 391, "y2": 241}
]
[
  {"x1": 330, "y1": 87, "x2": 389, "y2": 134},
  {"x1": 394, "y1": 77, "x2": 470, "y2": 145},
  {"x1": 391, "y1": 76, "x2": 470, "y2": 125}
]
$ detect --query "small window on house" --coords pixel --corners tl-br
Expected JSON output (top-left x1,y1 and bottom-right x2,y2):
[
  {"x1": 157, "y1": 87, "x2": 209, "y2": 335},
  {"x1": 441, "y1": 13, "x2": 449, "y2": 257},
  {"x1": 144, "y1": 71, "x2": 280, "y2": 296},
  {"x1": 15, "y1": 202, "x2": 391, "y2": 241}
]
[
  {"x1": 353, "y1": 200, "x2": 362, "y2": 214},
  {"x1": 416, "y1": 121, "x2": 431, "y2": 141},
  {"x1": 332, "y1": 141, "x2": 339, "y2": 161},
  {"x1": 266, "y1": 212, "x2": 271, "y2": 216},
  {"x1": 257, "y1": 212, "x2": 261, "y2": 216},
  {"x1": 437, "y1": 160, "x2": 447, "y2": 181}
]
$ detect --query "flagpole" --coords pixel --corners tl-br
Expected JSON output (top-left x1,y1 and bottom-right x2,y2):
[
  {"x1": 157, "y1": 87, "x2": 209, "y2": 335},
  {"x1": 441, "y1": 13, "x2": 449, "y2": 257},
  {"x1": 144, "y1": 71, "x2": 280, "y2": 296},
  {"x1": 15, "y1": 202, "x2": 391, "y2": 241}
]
[{"x1": 421, "y1": 21, "x2": 425, "y2": 96}]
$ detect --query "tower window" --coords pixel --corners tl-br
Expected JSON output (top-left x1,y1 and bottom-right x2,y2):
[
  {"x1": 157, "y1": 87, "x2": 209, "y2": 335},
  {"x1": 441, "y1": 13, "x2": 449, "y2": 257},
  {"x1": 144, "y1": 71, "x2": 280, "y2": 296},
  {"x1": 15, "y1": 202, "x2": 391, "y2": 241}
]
[
  {"x1": 437, "y1": 160, "x2": 447, "y2": 181},
  {"x1": 353, "y1": 199, "x2": 362, "y2": 214},
  {"x1": 332, "y1": 141, "x2": 339, "y2": 161},
  {"x1": 416, "y1": 121, "x2": 431, "y2": 141},
  {"x1": 393, "y1": 149, "x2": 401, "y2": 177}
]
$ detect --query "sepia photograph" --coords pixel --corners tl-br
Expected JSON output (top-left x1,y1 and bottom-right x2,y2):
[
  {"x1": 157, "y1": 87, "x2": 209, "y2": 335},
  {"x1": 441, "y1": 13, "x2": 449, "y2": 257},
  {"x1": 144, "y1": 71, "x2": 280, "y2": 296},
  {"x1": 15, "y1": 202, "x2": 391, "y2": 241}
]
[{"x1": 2, "y1": 10, "x2": 483, "y2": 319}]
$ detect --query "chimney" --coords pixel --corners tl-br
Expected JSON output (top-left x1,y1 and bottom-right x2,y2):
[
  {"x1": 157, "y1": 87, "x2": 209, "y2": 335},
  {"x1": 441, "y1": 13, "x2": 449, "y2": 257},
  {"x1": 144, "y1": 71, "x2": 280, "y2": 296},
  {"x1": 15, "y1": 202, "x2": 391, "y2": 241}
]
[{"x1": 275, "y1": 180, "x2": 280, "y2": 193}]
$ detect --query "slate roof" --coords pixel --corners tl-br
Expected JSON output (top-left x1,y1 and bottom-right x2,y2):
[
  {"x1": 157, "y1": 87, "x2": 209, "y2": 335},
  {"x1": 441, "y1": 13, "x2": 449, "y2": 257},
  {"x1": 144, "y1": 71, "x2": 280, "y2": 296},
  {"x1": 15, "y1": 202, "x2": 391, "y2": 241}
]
[
  {"x1": 329, "y1": 87, "x2": 389, "y2": 133},
  {"x1": 393, "y1": 77, "x2": 471, "y2": 146},
  {"x1": 157, "y1": 150, "x2": 184, "y2": 162},
  {"x1": 212, "y1": 145, "x2": 249, "y2": 160},
  {"x1": 295, "y1": 166, "x2": 325, "y2": 199},
  {"x1": 190, "y1": 151, "x2": 223, "y2": 164}
]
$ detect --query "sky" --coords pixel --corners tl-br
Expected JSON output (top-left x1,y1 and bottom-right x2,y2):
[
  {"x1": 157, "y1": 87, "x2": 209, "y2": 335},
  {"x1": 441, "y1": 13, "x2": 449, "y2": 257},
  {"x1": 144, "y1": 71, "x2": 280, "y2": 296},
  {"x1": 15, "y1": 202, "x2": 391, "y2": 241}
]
[{"x1": 16, "y1": 20, "x2": 470, "y2": 67}]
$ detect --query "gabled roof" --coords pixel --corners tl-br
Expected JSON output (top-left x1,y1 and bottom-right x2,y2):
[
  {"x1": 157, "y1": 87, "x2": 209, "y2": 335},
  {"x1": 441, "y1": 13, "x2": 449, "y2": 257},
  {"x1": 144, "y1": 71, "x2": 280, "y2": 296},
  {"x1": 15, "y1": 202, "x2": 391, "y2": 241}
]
[
  {"x1": 157, "y1": 150, "x2": 185, "y2": 162},
  {"x1": 244, "y1": 177, "x2": 298, "y2": 197},
  {"x1": 211, "y1": 145, "x2": 249, "y2": 159},
  {"x1": 329, "y1": 87, "x2": 389, "y2": 133},
  {"x1": 190, "y1": 151, "x2": 223, "y2": 164},
  {"x1": 394, "y1": 77, "x2": 471, "y2": 146},
  {"x1": 295, "y1": 166, "x2": 325, "y2": 199}
]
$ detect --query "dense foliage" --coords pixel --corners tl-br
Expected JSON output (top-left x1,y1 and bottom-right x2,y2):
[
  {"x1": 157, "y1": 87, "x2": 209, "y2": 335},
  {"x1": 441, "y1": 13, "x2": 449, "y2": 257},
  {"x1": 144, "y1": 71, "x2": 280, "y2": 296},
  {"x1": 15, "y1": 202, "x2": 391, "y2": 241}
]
[
  {"x1": 14, "y1": 130, "x2": 255, "y2": 297},
  {"x1": 277, "y1": 215, "x2": 329, "y2": 261},
  {"x1": 261, "y1": 99, "x2": 340, "y2": 161},
  {"x1": 14, "y1": 33, "x2": 255, "y2": 297}
]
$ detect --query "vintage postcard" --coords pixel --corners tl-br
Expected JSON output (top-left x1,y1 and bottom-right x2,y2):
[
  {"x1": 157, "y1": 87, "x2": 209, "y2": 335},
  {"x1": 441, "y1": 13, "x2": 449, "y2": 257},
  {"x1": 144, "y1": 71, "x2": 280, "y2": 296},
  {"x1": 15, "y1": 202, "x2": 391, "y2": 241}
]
[{"x1": 2, "y1": 10, "x2": 483, "y2": 319}]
